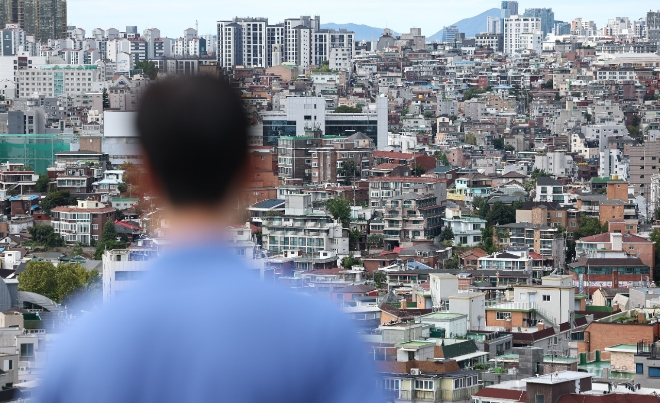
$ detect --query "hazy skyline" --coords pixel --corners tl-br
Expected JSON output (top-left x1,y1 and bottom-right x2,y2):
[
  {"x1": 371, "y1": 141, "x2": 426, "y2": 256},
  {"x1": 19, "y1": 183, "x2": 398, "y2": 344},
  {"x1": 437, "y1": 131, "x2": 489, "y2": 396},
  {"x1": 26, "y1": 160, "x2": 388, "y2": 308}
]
[{"x1": 68, "y1": 0, "x2": 658, "y2": 38}]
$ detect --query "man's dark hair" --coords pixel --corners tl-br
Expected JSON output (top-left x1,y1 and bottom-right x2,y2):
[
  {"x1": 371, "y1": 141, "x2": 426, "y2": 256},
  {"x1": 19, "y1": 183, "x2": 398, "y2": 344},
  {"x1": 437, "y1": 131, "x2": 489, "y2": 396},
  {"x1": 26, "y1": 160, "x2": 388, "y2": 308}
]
[{"x1": 136, "y1": 75, "x2": 248, "y2": 206}]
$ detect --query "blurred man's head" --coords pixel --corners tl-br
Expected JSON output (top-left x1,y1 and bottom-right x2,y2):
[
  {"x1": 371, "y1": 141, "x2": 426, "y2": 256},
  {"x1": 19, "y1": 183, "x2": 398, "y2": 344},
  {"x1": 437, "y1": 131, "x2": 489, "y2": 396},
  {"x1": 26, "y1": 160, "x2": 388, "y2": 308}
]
[{"x1": 136, "y1": 75, "x2": 248, "y2": 209}]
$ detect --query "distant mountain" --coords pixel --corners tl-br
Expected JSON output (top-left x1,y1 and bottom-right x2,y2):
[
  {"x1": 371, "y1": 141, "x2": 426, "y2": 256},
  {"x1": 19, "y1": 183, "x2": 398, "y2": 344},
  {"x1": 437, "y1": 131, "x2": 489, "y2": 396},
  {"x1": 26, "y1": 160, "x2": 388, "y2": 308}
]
[
  {"x1": 320, "y1": 23, "x2": 400, "y2": 42},
  {"x1": 428, "y1": 8, "x2": 501, "y2": 41}
]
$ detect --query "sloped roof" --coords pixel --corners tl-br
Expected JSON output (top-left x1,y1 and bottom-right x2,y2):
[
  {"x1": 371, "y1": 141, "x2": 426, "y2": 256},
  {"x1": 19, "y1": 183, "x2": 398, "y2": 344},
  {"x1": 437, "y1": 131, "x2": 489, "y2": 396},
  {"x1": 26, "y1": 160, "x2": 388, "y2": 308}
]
[
  {"x1": 536, "y1": 176, "x2": 561, "y2": 186},
  {"x1": 474, "y1": 388, "x2": 526, "y2": 402},
  {"x1": 251, "y1": 199, "x2": 286, "y2": 209}
]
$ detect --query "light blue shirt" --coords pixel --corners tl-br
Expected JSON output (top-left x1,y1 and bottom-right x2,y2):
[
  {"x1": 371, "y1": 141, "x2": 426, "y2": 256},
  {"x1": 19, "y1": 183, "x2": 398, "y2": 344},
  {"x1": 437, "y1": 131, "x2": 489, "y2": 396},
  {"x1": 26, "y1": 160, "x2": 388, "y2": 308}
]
[{"x1": 37, "y1": 244, "x2": 383, "y2": 403}]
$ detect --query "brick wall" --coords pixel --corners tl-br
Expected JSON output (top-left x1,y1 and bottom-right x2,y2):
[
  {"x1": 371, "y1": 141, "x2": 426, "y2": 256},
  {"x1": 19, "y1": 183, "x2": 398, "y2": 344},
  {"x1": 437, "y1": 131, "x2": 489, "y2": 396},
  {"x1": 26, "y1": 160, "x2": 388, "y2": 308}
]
[
  {"x1": 599, "y1": 204, "x2": 624, "y2": 224},
  {"x1": 583, "y1": 322, "x2": 660, "y2": 353},
  {"x1": 486, "y1": 311, "x2": 527, "y2": 329},
  {"x1": 376, "y1": 359, "x2": 461, "y2": 374}
]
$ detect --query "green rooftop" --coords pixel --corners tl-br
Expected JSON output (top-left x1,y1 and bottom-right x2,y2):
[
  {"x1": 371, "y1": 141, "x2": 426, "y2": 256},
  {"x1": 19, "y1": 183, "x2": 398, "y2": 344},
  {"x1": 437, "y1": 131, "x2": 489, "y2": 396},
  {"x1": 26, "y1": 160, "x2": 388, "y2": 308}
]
[
  {"x1": 398, "y1": 341, "x2": 435, "y2": 348},
  {"x1": 604, "y1": 344, "x2": 637, "y2": 353},
  {"x1": 422, "y1": 312, "x2": 465, "y2": 320}
]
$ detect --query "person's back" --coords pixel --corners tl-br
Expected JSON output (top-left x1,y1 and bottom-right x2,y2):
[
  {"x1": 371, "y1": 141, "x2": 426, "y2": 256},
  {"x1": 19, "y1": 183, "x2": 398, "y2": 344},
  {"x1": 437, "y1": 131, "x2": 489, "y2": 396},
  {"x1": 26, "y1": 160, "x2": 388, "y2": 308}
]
[{"x1": 37, "y1": 76, "x2": 382, "y2": 403}]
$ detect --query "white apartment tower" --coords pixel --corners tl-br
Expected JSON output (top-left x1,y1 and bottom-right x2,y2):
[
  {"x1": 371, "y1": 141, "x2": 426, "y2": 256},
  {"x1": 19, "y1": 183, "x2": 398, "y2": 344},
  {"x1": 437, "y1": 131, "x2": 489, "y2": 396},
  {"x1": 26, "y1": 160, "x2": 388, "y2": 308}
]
[
  {"x1": 504, "y1": 16, "x2": 541, "y2": 55},
  {"x1": 217, "y1": 16, "x2": 353, "y2": 70}
]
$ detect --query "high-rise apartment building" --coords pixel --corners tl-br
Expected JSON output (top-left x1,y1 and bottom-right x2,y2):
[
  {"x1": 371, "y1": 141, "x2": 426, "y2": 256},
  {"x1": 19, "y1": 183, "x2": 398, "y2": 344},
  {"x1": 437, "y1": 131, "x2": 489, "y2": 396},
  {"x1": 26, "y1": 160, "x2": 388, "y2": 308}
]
[
  {"x1": 647, "y1": 10, "x2": 660, "y2": 42},
  {"x1": 0, "y1": 0, "x2": 67, "y2": 42},
  {"x1": 503, "y1": 16, "x2": 541, "y2": 55},
  {"x1": 442, "y1": 25, "x2": 459, "y2": 43},
  {"x1": 500, "y1": 1, "x2": 518, "y2": 34},
  {"x1": 217, "y1": 16, "x2": 354, "y2": 70},
  {"x1": 523, "y1": 8, "x2": 554, "y2": 36},
  {"x1": 486, "y1": 16, "x2": 501, "y2": 34}
]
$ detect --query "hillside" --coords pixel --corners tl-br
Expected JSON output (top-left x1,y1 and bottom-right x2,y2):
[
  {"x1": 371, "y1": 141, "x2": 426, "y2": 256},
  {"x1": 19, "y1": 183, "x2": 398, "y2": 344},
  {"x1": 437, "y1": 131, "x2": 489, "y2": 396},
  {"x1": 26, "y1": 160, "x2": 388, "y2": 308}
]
[
  {"x1": 428, "y1": 8, "x2": 501, "y2": 41},
  {"x1": 320, "y1": 23, "x2": 400, "y2": 42}
]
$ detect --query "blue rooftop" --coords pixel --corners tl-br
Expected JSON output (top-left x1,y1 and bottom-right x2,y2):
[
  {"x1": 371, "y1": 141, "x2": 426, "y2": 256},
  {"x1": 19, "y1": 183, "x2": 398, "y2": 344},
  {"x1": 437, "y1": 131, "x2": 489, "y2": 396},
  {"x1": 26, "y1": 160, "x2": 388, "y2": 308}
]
[
  {"x1": 9, "y1": 195, "x2": 39, "y2": 202},
  {"x1": 251, "y1": 199, "x2": 286, "y2": 210}
]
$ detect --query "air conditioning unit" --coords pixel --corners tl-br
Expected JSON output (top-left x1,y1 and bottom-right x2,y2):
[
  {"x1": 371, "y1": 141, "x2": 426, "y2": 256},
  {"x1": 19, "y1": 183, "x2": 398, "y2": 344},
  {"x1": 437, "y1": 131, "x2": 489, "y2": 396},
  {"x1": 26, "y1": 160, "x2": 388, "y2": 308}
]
[{"x1": 410, "y1": 368, "x2": 421, "y2": 375}]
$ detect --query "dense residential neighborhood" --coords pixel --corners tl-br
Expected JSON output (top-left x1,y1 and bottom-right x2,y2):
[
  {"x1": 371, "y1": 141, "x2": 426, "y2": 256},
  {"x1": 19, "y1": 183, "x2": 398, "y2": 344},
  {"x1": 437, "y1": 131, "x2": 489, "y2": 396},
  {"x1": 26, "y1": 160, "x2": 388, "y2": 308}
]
[{"x1": 0, "y1": 0, "x2": 659, "y2": 401}]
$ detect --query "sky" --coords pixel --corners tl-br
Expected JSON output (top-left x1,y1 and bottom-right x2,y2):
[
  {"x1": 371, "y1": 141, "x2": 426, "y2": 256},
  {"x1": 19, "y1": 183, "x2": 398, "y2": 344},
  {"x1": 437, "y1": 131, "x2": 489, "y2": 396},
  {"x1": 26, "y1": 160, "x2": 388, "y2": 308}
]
[{"x1": 68, "y1": 0, "x2": 659, "y2": 38}]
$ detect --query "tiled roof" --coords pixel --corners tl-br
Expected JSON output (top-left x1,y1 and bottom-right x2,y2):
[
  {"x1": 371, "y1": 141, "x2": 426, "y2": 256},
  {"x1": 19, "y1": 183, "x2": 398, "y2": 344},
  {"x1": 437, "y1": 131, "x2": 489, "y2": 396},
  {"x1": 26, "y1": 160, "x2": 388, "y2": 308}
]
[
  {"x1": 374, "y1": 151, "x2": 414, "y2": 159},
  {"x1": 578, "y1": 232, "x2": 651, "y2": 244},
  {"x1": 372, "y1": 163, "x2": 406, "y2": 170}
]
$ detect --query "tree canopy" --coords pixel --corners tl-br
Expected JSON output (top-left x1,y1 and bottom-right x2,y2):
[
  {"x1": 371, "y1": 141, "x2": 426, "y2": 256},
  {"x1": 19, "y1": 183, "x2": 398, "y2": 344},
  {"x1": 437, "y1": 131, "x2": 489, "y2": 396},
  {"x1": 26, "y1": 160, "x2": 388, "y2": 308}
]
[
  {"x1": 18, "y1": 261, "x2": 100, "y2": 304},
  {"x1": 28, "y1": 225, "x2": 63, "y2": 247},
  {"x1": 337, "y1": 160, "x2": 359, "y2": 184},
  {"x1": 326, "y1": 197, "x2": 351, "y2": 228},
  {"x1": 41, "y1": 191, "x2": 76, "y2": 216},
  {"x1": 134, "y1": 60, "x2": 158, "y2": 79},
  {"x1": 492, "y1": 137, "x2": 504, "y2": 150},
  {"x1": 333, "y1": 105, "x2": 362, "y2": 113},
  {"x1": 434, "y1": 152, "x2": 450, "y2": 166},
  {"x1": 440, "y1": 226, "x2": 454, "y2": 242},
  {"x1": 35, "y1": 174, "x2": 50, "y2": 193},
  {"x1": 412, "y1": 165, "x2": 427, "y2": 177},
  {"x1": 94, "y1": 219, "x2": 124, "y2": 259}
]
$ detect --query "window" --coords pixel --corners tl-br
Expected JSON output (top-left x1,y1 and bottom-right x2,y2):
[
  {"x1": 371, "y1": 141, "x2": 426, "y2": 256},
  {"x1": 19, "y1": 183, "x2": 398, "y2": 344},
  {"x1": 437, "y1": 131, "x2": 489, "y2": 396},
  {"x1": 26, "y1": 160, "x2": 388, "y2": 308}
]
[
  {"x1": 20, "y1": 343, "x2": 34, "y2": 357},
  {"x1": 636, "y1": 363, "x2": 643, "y2": 374},
  {"x1": 384, "y1": 379, "x2": 400, "y2": 390},
  {"x1": 555, "y1": 212, "x2": 562, "y2": 218},
  {"x1": 649, "y1": 367, "x2": 660, "y2": 377},
  {"x1": 415, "y1": 380, "x2": 434, "y2": 390},
  {"x1": 542, "y1": 295, "x2": 551, "y2": 302},
  {"x1": 571, "y1": 332, "x2": 585, "y2": 341},
  {"x1": 536, "y1": 395, "x2": 544, "y2": 403},
  {"x1": 92, "y1": 224, "x2": 98, "y2": 230},
  {"x1": 497, "y1": 312, "x2": 511, "y2": 320}
]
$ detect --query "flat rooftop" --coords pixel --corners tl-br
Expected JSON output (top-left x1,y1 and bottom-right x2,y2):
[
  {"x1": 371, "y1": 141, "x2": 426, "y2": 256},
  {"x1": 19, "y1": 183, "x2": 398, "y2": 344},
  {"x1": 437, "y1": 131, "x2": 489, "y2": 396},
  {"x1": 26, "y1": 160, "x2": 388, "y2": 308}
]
[{"x1": 525, "y1": 371, "x2": 591, "y2": 384}]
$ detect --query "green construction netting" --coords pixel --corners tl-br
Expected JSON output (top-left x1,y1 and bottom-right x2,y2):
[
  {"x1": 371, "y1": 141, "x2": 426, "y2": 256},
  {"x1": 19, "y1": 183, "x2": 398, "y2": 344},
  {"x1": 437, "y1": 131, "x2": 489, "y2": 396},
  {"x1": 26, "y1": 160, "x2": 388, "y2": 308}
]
[{"x1": 0, "y1": 135, "x2": 73, "y2": 174}]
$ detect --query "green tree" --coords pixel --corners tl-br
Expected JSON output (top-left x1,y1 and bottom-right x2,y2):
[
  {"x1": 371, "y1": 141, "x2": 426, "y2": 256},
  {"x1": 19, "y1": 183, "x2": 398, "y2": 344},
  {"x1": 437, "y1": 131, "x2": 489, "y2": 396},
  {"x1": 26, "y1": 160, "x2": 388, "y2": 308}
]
[
  {"x1": 333, "y1": 105, "x2": 363, "y2": 113},
  {"x1": 342, "y1": 254, "x2": 362, "y2": 268},
  {"x1": 440, "y1": 226, "x2": 454, "y2": 242},
  {"x1": 35, "y1": 174, "x2": 50, "y2": 193},
  {"x1": 492, "y1": 137, "x2": 504, "y2": 149},
  {"x1": 41, "y1": 191, "x2": 76, "y2": 216},
  {"x1": 28, "y1": 225, "x2": 64, "y2": 247},
  {"x1": 465, "y1": 133, "x2": 477, "y2": 145},
  {"x1": 412, "y1": 164, "x2": 426, "y2": 177},
  {"x1": 434, "y1": 152, "x2": 450, "y2": 166},
  {"x1": 367, "y1": 234, "x2": 384, "y2": 254},
  {"x1": 18, "y1": 261, "x2": 99, "y2": 304},
  {"x1": 530, "y1": 168, "x2": 551, "y2": 181},
  {"x1": 542, "y1": 79, "x2": 554, "y2": 89},
  {"x1": 326, "y1": 197, "x2": 351, "y2": 228},
  {"x1": 478, "y1": 226, "x2": 497, "y2": 254},
  {"x1": 504, "y1": 144, "x2": 516, "y2": 152},
  {"x1": 373, "y1": 271, "x2": 387, "y2": 288},
  {"x1": 337, "y1": 160, "x2": 359, "y2": 184},
  {"x1": 423, "y1": 110, "x2": 435, "y2": 119},
  {"x1": 117, "y1": 182, "x2": 128, "y2": 193},
  {"x1": 115, "y1": 209, "x2": 125, "y2": 221},
  {"x1": 312, "y1": 60, "x2": 331, "y2": 72},
  {"x1": 349, "y1": 227, "x2": 362, "y2": 251},
  {"x1": 444, "y1": 254, "x2": 459, "y2": 270},
  {"x1": 101, "y1": 218, "x2": 117, "y2": 243},
  {"x1": 102, "y1": 88, "x2": 109, "y2": 109},
  {"x1": 134, "y1": 60, "x2": 158, "y2": 79},
  {"x1": 573, "y1": 217, "x2": 608, "y2": 240},
  {"x1": 93, "y1": 219, "x2": 124, "y2": 259}
]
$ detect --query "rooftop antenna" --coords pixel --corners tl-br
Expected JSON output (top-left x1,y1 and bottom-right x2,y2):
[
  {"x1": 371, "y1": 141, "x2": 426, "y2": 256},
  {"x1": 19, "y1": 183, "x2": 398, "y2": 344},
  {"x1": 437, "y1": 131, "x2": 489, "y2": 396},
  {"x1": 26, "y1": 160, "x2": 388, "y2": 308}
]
[{"x1": 196, "y1": 20, "x2": 198, "y2": 35}]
